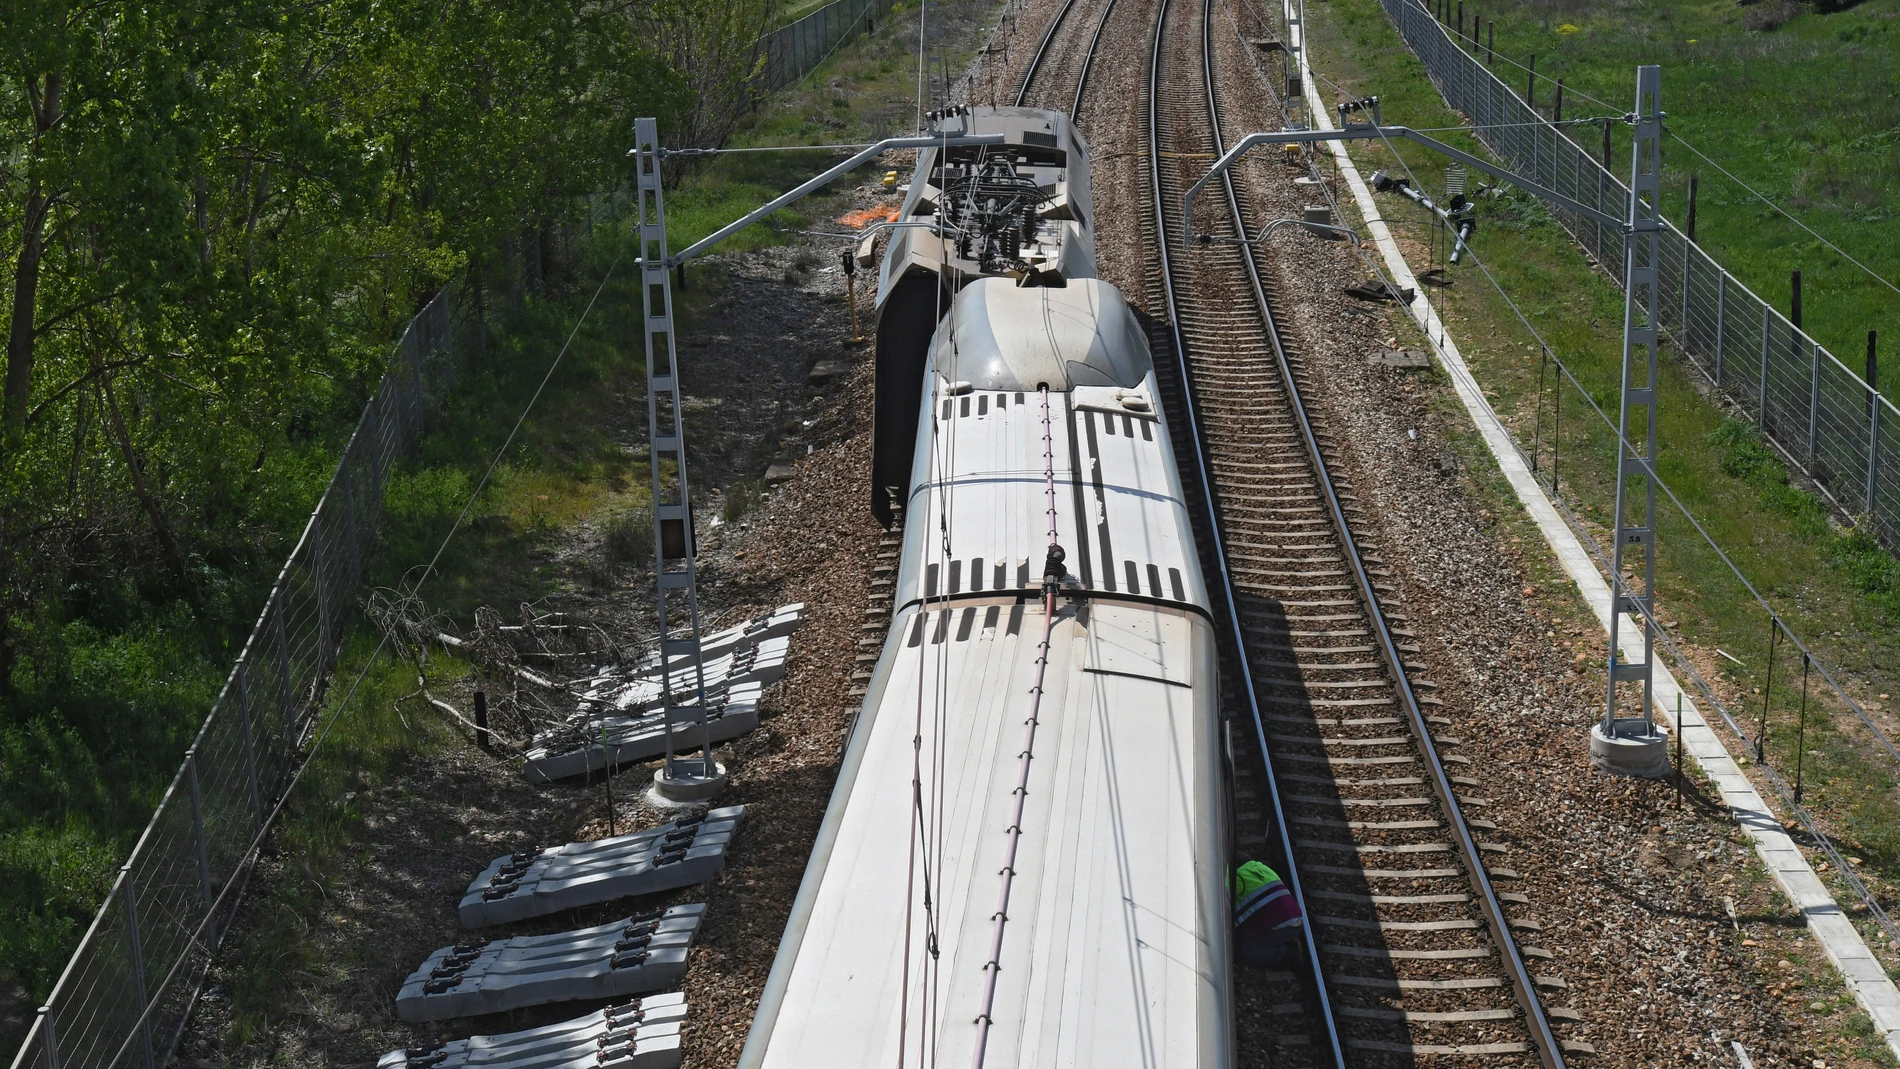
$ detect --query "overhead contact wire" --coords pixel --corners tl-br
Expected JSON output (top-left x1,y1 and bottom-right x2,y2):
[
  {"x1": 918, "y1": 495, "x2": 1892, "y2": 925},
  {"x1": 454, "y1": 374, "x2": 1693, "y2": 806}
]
[{"x1": 969, "y1": 384, "x2": 1061, "y2": 1069}]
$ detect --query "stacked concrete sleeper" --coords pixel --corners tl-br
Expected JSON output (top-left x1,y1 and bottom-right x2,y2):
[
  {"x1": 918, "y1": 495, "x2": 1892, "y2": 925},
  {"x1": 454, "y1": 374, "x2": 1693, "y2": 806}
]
[
  {"x1": 395, "y1": 904, "x2": 705, "y2": 1022},
  {"x1": 378, "y1": 605, "x2": 798, "y2": 1066},
  {"x1": 459, "y1": 807, "x2": 744, "y2": 927},
  {"x1": 522, "y1": 604, "x2": 806, "y2": 782},
  {"x1": 378, "y1": 993, "x2": 687, "y2": 1068}
]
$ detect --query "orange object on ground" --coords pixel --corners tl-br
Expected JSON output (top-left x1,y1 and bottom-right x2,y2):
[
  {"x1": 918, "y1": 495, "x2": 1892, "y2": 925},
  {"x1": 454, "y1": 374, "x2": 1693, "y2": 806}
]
[{"x1": 837, "y1": 203, "x2": 901, "y2": 228}]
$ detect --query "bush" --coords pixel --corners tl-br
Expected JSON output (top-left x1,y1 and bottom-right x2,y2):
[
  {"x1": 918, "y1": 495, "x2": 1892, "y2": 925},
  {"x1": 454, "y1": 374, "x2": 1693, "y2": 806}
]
[
  {"x1": 602, "y1": 508, "x2": 653, "y2": 570},
  {"x1": 1742, "y1": 0, "x2": 1810, "y2": 31},
  {"x1": 722, "y1": 478, "x2": 762, "y2": 524}
]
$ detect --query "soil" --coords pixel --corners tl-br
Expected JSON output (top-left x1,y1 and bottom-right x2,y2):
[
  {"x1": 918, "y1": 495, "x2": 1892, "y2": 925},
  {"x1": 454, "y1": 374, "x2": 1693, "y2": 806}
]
[{"x1": 174, "y1": 244, "x2": 887, "y2": 1068}]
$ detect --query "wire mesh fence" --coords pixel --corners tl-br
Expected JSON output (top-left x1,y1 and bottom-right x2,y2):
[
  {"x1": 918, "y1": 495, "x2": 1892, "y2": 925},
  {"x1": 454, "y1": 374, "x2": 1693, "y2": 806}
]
[
  {"x1": 6, "y1": 291, "x2": 463, "y2": 1069},
  {"x1": 1379, "y1": 0, "x2": 1899, "y2": 552},
  {"x1": 760, "y1": 0, "x2": 897, "y2": 90}
]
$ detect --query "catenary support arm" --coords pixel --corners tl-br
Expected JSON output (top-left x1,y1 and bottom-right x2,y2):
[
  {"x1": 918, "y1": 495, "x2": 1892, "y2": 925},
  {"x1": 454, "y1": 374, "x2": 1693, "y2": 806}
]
[
  {"x1": 665, "y1": 134, "x2": 1007, "y2": 265},
  {"x1": 1181, "y1": 125, "x2": 1627, "y2": 248}
]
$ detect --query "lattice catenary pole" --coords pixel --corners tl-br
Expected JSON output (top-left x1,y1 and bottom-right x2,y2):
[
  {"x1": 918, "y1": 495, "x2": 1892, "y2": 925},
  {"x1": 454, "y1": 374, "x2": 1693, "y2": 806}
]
[
  {"x1": 1604, "y1": 66, "x2": 1662, "y2": 735},
  {"x1": 633, "y1": 117, "x2": 714, "y2": 780}
]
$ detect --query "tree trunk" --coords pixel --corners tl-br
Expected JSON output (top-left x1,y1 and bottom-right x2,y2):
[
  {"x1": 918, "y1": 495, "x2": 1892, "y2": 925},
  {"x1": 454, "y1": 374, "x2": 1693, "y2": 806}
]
[
  {"x1": 4, "y1": 72, "x2": 63, "y2": 444},
  {"x1": 5, "y1": 187, "x2": 50, "y2": 438},
  {"x1": 101, "y1": 375, "x2": 187, "y2": 579}
]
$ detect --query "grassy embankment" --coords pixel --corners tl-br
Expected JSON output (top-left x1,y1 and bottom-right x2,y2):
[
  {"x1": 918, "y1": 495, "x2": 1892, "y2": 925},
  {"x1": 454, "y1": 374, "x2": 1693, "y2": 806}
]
[
  {"x1": 1299, "y1": 0, "x2": 1900, "y2": 965},
  {"x1": 1466, "y1": 0, "x2": 1900, "y2": 386}
]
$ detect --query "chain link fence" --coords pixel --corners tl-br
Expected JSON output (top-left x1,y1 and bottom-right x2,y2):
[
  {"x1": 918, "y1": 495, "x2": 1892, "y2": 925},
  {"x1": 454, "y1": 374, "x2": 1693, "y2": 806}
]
[
  {"x1": 761, "y1": 0, "x2": 897, "y2": 90},
  {"x1": 6, "y1": 291, "x2": 462, "y2": 1069},
  {"x1": 1379, "y1": 0, "x2": 1900, "y2": 552}
]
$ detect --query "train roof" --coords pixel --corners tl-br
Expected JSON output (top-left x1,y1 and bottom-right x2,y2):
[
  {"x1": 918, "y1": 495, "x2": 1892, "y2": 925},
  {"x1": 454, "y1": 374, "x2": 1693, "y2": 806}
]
[
  {"x1": 740, "y1": 598, "x2": 1227, "y2": 1068},
  {"x1": 898, "y1": 375, "x2": 1207, "y2": 614},
  {"x1": 933, "y1": 277, "x2": 1150, "y2": 392}
]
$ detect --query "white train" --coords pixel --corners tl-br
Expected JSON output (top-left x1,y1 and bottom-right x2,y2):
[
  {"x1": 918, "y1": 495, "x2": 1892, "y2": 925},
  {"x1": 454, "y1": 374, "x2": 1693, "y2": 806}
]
[{"x1": 742, "y1": 108, "x2": 1233, "y2": 1068}]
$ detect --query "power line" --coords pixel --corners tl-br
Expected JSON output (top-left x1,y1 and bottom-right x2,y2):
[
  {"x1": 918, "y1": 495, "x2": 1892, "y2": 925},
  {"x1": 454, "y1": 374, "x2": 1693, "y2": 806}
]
[{"x1": 405, "y1": 244, "x2": 628, "y2": 597}]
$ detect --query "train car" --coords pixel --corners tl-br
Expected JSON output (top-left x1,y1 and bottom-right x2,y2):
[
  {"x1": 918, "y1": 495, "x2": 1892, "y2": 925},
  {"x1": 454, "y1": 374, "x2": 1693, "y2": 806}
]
[
  {"x1": 869, "y1": 105, "x2": 1097, "y2": 525},
  {"x1": 739, "y1": 259, "x2": 1234, "y2": 1064}
]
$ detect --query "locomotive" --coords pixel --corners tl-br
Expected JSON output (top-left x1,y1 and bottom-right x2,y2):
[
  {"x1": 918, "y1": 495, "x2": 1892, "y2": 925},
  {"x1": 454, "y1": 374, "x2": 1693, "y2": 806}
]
[{"x1": 742, "y1": 106, "x2": 1233, "y2": 1069}]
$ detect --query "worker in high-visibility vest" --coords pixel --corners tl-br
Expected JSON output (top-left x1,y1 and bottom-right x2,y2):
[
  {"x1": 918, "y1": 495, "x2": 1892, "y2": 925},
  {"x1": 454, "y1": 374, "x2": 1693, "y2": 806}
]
[{"x1": 1233, "y1": 859, "x2": 1304, "y2": 967}]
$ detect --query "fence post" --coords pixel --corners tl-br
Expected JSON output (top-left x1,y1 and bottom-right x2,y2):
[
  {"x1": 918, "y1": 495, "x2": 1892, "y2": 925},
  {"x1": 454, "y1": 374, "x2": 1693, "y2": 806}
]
[
  {"x1": 235, "y1": 665, "x2": 263, "y2": 830},
  {"x1": 1681, "y1": 177, "x2": 1696, "y2": 343},
  {"x1": 1594, "y1": 167, "x2": 1603, "y2": 256},
  {"x1": 312, "y1": 514, "x2": 331, "y2": 657},
  {"x1": 1760, "y1": 305, "x2": 1772, "y2": 431},
  {"x1": 341, "y1": 436, "x2": 361, "y2": 584},
  {"x1": 121, "y1": 870, "x2": 155, "y2": 1069},
  {"x1": 1530, "y1": 105, "x2": 1540, "y2": 181},
  {"x1": 186, "y1": 749, "x2": 212, "y2": 910},
  {"x1": 274, "y1": 595, "x2": 294, "y2": 735},
  {"x1": 37, "y1": 1006, "x2": 60, "y2": 1069},
  {"x1": 1871, "y1": 332, "x2": 1882, "y2": 517},
  {"x1": 1715, "y1": 272, "x2": 1727, "y2": 385},
  {"x1": 1809, "y1": 338, "x2": 1822, "y2": 462}
]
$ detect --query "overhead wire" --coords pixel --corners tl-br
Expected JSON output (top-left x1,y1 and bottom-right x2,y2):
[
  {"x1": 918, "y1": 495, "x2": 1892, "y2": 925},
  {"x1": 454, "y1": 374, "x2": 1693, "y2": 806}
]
[
  {"x1": 1662, "y1": 131, "x2": 1900, "y2": 300},
  {"x1": 899, "y1": 117, "x2": 962, "y2": 1069}
]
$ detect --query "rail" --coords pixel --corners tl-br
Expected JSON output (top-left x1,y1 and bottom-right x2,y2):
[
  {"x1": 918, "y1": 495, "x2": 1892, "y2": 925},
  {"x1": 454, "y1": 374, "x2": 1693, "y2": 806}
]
[
  {"x1": 1195, "y1": 20, "x2": 1567, "y2": 1067},
  {"x1": 1146, "y1": 0, "x2": 1570, "y2": 1060},
  {"x1": 1142, "y1": 0, "x2": 1345, "y2": 1063}
]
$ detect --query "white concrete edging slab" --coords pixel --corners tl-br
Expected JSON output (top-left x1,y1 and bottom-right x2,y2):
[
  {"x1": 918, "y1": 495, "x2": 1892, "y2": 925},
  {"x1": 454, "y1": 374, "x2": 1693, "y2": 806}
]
[{"x1": 1287, "y1": 9, "x2": 1900, "y2": 1055}]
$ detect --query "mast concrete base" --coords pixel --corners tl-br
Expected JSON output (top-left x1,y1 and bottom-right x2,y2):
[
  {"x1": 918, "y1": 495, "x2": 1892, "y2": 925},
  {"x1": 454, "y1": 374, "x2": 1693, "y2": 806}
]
[
  {"x1": 1590, "y1": 719, "x2": 1672, "y2": 779},
  {"x1": 648, "y1": 758, "x2": 728, "y2": 805}
]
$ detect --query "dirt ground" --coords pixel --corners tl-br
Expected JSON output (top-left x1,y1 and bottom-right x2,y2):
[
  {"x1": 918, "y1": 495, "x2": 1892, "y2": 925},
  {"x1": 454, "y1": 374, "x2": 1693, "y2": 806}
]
[{"x1": 174, "y1": 242, "x2": 890, "y2": 1068}]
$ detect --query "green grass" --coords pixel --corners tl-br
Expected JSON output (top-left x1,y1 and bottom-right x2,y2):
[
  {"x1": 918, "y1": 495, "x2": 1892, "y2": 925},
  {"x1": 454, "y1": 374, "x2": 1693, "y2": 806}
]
[
  {"x1": 1442, "y1": 0, "x2": 1900, "y2": 396},
  {"x1": 1302, "y1": 0, "x2": 1900, "y2": 968}
]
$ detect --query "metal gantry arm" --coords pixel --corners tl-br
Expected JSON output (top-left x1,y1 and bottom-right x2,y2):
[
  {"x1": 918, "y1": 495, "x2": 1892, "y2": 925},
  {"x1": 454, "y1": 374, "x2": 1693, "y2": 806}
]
[
  {"x1": 1179, "y1": 124, "x2": 1628, "y2": 249},
  {"x1": 666, "y1": 132, "x2": 1007, "y2": 265},
  {"x1": 622, "y1": 120, "x2": 1007, "y2": 787}
]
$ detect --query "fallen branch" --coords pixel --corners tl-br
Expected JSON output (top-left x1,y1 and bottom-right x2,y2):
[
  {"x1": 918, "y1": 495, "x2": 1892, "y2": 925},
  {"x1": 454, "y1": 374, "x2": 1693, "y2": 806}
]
[{"x1": 434, "y1": 631, "x2": 564, "y2": 690}]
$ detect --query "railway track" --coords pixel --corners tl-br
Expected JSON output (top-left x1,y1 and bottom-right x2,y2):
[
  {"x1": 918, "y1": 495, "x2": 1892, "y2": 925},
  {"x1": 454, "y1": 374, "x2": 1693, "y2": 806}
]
[
  {"x1": 1011, "y1": 0, "x2": 1119, "y2": 113},
  {"x1": 1127, "y1": 0, "x2": 1578, "y2": 1065}
]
